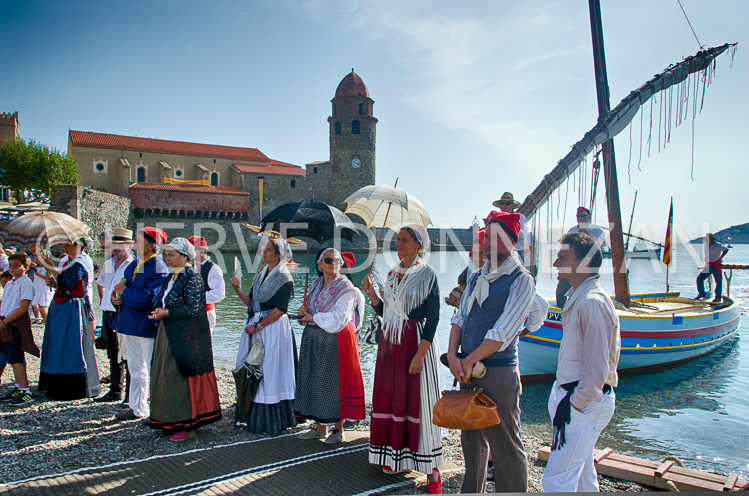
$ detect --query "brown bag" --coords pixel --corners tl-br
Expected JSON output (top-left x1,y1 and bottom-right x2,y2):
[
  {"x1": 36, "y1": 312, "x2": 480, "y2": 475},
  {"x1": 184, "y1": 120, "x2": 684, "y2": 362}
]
[{"x1": 432, "y1": 387, "x2": 500, "y2": 430}]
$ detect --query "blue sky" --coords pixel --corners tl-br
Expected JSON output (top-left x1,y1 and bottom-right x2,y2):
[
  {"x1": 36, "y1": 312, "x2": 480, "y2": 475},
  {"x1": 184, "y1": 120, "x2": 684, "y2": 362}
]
[{"x1": 2, "y1": 0, "x2": 747, "y2": 242}]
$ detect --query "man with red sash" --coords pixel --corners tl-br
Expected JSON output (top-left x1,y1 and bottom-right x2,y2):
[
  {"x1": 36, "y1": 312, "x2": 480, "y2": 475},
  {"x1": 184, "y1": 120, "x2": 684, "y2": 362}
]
[
  {"x1": 696, "y1": 233, "x2": 729, "y2": 303},
  {"x1": 188, "y1": 236, "x2": 225, "y2": 331}
]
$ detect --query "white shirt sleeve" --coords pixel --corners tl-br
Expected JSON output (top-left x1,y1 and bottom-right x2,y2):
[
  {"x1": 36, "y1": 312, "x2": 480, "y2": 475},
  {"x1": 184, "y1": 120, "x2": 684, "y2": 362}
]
[
  {"x1": 312, "y1": 290, "x2": 356, "y2": 334},
  {"x1": 205, "y1": 264, "x2": 226, "y2": 305},
  {"x1": 485, "y1": 274, "x2": 535, "y2": 350},
  {"x1": 526, "y1": 292, "x2": 549, "y2": 332},
  {"x1": 20, "y1": 277, "x2": 35, "y2": 301}
]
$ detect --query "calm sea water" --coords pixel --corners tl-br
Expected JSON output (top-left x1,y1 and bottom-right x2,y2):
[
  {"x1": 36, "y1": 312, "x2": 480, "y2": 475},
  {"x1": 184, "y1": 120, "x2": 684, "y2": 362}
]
[{"x1": 93, "y1": 243, "x2": 749, "y2": 477}]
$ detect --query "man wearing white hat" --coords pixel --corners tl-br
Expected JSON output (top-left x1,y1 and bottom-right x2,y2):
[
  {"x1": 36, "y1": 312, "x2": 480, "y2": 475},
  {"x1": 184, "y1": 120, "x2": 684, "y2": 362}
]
[{"x1": 95, "y1": 228, "x2": 135, "y2": 402}]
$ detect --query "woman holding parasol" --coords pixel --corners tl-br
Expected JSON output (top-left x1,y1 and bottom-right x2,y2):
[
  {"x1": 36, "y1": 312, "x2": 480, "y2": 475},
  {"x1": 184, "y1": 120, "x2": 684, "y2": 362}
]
[
  {"x1": 230, "y1": 237, "x2": 297, "y2": 434},
  {"x1": 361, "y1": 224, "x2": 443, "y2": 494},
  {"x1": 37, "y1": 239, "x2": 101, "y2": 400}
]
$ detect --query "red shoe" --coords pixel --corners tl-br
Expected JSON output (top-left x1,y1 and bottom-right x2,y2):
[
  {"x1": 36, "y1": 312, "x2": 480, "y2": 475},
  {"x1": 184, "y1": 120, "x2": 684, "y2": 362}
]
[{"x1": 426, "y1": 470, "x2": 442, "y2": 494}]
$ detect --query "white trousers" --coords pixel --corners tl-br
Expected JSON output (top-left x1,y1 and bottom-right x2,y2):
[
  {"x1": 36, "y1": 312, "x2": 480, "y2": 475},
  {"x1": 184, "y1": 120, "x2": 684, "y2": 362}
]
[
  {"x1": 542, "y1": 381, "x2": 616, "y2": 492},
  {"x1": 123, "y1": 334, "x2": 155, "y2": 417}
]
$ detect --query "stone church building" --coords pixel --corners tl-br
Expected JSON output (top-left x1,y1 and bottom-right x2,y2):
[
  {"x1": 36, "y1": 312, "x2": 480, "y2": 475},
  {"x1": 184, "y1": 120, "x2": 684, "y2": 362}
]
[{"x1": 67, "y1": 70, "x2": 376, "y2": 224}]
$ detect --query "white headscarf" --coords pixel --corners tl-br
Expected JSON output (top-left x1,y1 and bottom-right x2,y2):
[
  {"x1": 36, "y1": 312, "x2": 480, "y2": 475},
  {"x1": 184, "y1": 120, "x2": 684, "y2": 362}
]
[
  {"x1": 263, "y1": 238, "x2": 292, "y2": 264},
  {"x1": 403, "y1": 224, "x2": 430, "y2": 253},
  {"x1": 164, "y1": 237, "x2": 196, "y2": 261}
]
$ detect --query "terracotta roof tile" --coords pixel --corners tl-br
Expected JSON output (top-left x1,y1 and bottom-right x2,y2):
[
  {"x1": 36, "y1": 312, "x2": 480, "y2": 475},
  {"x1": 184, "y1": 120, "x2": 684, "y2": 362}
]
[
  {"x1": 128, "y1": 182, "x2": 249, "y2": 196},
  {"x1": 231, "y1": 162, "x2": 306, "y2": 176},
  {"x1": 70, "y1": 130, "x2": 271, "y2": 162}
]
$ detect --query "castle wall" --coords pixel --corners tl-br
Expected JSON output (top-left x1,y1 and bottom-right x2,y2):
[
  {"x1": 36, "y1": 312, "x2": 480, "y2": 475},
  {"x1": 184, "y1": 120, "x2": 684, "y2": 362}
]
[{"x1": 0, "y1": 111, "x2": 19, "y2": 144}]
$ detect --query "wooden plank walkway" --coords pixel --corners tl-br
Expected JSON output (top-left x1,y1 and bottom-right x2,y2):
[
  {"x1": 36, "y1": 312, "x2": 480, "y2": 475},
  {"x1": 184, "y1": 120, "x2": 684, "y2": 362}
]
[
  {"x1": 538, "y1": 446, "x2": 749, "y2": 492},
  {"x1": 1, "y1": 431, "x2": 456, "y2": 495}
]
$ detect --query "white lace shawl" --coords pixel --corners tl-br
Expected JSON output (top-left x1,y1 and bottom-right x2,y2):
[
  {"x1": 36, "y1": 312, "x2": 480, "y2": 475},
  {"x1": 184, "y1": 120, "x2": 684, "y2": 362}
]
[{"x1": 381, "y1": 256, "x2": 436, "y2": 344}]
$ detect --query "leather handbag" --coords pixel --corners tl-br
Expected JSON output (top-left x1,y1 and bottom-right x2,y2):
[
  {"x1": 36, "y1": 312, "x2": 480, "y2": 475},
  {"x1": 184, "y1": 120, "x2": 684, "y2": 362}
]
[{"x1": 432, "y1": 387, "x2": 500, "y2": 430}]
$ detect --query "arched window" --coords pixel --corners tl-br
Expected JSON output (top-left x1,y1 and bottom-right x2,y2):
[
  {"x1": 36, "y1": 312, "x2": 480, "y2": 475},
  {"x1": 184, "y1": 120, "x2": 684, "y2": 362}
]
[
  {"x1": 358, "y1": 103, "x2": 364, "y2": 115},
  {"x1": 137, "y1": 167, "x2": 146, "y2": 182},
  {"x1": 210, "y1": 172, "x2": 219, "y2": 186},
  {"x1": 333, "y1": 104, "x2": 337, "y2": 116},
  {"x1": 351, "y1": 120, "x2": 360, "y2": 134},
  {"x1": 335, "y1": 121, "x2": 341, "y2": 135}
]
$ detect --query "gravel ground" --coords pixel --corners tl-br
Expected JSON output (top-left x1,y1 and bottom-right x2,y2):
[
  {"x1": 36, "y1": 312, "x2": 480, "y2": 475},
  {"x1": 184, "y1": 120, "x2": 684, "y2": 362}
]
[{"x1": 0, "y1": 324, "x2": 651, "y2": 492}]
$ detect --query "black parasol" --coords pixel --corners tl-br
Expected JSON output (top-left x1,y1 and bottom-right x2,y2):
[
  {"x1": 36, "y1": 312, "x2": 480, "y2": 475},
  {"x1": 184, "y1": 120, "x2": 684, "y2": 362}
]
[{"x1": 260, "y1": 200, "x2": 357, "y2": 243}]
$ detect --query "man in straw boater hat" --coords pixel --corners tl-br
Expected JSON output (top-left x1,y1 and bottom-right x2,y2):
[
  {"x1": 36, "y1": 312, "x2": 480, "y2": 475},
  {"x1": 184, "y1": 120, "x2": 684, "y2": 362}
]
[
  {"x1": 492, "y1": 192, "x2": 530, "y2": 266},
  {"x1": 187, "y1": 236, "x2": 225, "y2": 332},
  {"x1": 94, "y1": 228, "x2": 135, "y2": 403},
  {"x1": 446, "y1": 210, "x2": 535, "y2": 493},
  {"x1": 543, "y1": 231, "x2": 620, "y2": 492},
  {"x1": 112, "y1": 227, "x2": 168, "y2": 420}
]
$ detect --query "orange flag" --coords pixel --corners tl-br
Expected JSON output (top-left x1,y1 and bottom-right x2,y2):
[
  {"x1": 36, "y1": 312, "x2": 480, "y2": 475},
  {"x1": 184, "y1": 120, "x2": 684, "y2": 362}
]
[{"x1": 662, "y1": 198, "x2": 673, "y2": 267}]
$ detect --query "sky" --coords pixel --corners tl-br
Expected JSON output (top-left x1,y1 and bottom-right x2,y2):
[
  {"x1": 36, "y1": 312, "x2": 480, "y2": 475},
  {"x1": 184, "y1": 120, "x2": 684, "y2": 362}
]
[{"x1": 2, "y1": 0, "x2": 747, "y2": 243}]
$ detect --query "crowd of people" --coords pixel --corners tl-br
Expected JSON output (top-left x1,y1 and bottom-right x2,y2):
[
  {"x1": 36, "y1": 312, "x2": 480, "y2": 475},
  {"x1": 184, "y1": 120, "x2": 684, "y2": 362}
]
[{"x1": 18, "y1": 190, "x2": 739, "y2": 493}]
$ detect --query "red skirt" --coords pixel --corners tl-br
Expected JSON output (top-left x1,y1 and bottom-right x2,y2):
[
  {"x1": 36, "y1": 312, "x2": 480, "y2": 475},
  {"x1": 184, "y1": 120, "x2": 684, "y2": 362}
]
[
  {"x1": 337, "y1": 322, "x2": 366, "y2": 420},
  {"x1": 370, "y1": 319, "x2": 421, "y2": 453}
]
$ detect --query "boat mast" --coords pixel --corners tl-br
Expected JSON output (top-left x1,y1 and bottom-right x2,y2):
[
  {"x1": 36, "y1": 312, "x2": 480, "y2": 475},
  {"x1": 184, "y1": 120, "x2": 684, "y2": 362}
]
[
  {"x1": 589, "y1": 0, "x2": 630, "y2": 307},
  {"x1": 625, "y1": 191, "x2": 637, "y2": 251}
]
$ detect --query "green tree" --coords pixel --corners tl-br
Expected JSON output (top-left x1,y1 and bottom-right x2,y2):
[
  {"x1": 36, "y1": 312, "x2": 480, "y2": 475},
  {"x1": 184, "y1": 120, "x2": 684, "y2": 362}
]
[{"x1": 0, "y1": 139, "x2": 80, "y2": 202}]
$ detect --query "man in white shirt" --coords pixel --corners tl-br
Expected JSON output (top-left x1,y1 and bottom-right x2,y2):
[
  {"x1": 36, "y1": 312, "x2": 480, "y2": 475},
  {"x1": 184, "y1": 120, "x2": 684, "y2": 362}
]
[
  {"x1": 556, "y1": 206, "x2": 607, "y2": 309},
  {"x1": 95, "y1": 229, "x2": 135, "y2": 403},
  {"x1": 188, "y1": 236, "x2": 225, "y2": 331},
  {"x1": 696, "y1": 233, "x2": 729, "y2": 302},
  {"x1": 543, "y1": 232, "x2": 620, "y2": 492},
  {"x1": 447, "y1": 210, "x2": 535, "y2": 493}
]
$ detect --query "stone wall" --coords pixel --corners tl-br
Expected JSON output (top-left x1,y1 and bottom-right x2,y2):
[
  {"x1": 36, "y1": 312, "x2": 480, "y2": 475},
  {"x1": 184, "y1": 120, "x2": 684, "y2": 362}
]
[{"x1": 49, "y1": 185, "x2": 132, "y2": 253}]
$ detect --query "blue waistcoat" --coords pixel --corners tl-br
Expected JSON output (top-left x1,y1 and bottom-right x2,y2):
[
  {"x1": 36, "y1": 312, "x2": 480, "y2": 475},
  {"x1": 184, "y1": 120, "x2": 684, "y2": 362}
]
[{"x1": 460, "y1": 268, "x2": 524, "y2": 367}]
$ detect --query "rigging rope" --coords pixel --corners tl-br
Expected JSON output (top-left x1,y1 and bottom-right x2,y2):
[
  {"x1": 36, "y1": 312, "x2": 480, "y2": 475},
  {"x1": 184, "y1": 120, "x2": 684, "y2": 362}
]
[{"x1": 676, "y1": 0, "x2": 704, "y2": 50}]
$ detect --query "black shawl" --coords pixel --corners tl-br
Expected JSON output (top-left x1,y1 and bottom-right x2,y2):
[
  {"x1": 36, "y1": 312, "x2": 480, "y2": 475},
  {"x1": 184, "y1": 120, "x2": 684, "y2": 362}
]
[{"x1": 154, "y1": 266, "x2": 214, "y2": 377}]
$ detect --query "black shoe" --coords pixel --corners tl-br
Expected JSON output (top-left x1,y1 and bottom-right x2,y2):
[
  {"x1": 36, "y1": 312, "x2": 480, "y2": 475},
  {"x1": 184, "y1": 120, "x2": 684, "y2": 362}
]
[
  {"x1": 713, "y1": 296, "x2": 722, "y2": 303},
  {"x1": 487, "y1": 467, "x2": 495, "y2": 482},
  {"x1": 140, "y1": 417, "x2": 151, "y2": 426},
  {"x1": 343, "y1": 420, "x2": 357, "y2": 430},
  {"x1": 95, "y1": 392, "x2": 123, "y2": 403}
]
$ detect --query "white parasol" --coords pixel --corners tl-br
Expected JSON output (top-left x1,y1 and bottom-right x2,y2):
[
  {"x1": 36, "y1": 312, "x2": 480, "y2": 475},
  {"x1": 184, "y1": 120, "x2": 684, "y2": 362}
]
[
  {"x1": 0, "y1": 211, "x2": 90, "y2": 246},
  {"x1": 343, "y1": 184, "x2": 432, "y2": 229}
]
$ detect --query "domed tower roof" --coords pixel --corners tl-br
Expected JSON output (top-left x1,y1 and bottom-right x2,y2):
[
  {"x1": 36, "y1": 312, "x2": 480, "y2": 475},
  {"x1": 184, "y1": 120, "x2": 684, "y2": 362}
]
[{"x1": 335, "y1": 69, "x2": 370, "y2": 98}]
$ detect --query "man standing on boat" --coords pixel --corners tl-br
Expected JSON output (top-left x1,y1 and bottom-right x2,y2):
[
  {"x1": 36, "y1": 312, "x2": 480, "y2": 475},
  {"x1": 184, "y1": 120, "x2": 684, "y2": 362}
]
[
  {"x1": 188, "y1": 236, "x2": 225, "y2": 332},
  {"x1": 446, "y1": 210, "x2": 535, "y2": 493},
  {"x1": 492, "y1": 192, "x2": 530, "y2": 266},
  {"x1": 696, "y1": 233, "x2": 729, "y2": 303},
  {"x1": 556, "y1": 207, "x2": 607, "y2": 309},
  {"x1": 543, "y1": 232, "x2": 620, "y2": 493}
]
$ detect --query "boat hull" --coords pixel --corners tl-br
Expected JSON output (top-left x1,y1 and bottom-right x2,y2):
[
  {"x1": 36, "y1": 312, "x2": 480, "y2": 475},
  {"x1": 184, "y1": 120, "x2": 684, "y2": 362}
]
[{"x1": 518, "y1": 292, "x2": 741, "y2": 380}]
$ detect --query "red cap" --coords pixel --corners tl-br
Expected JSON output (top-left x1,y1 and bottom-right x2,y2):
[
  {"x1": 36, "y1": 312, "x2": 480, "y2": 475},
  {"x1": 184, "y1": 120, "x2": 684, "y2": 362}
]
[
  {"x1": 140, "y1": 227, "x2": 167, "y2": 245},
  {"x1": 188, "y1": 236, "x2": 208, "y2": 249},
  {"x1": 341, "y1": 252, "x2": 356, "y2": 269},
  {"x1": 483, "y1": 211, "x2": 521, "y2": 241},
  {"x1": 577, "y1": 206, "x2": 591, "y2": 216}
]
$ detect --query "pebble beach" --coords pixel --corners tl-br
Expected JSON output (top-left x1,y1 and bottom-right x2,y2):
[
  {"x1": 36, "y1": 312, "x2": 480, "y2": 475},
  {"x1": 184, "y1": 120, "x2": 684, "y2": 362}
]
[{"x1": 0, "y1": 324, "x2": 652, "y2": 492}]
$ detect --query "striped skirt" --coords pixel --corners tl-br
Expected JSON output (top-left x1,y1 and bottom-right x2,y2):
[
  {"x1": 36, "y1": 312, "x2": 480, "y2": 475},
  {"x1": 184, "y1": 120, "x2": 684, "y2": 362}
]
[{"x1": 369, "y1": 319, "x2": 443, "y2": 474}]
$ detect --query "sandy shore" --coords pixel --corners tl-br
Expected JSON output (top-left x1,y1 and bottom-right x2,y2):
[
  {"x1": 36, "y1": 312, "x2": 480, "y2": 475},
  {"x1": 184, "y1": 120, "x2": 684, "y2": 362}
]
[{"x1": 0, "y1": 324, "x2": 651, "y2": 492}]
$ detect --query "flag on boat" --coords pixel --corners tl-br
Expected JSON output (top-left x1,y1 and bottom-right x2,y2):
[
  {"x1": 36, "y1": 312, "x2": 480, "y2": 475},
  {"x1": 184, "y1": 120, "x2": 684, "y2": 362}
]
[{"x1": 662, "y1": 198, "x2": 673, "y2": 267}]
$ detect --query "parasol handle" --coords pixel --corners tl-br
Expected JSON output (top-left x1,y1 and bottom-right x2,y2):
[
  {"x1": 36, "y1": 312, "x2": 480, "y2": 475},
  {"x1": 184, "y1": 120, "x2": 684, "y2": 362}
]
[
  {"x1": 303, "y1": 225, "x2": 311, "y2": 301},
  {"x1": 367, "y1": 178, "x2": 398, "y2": 278}
]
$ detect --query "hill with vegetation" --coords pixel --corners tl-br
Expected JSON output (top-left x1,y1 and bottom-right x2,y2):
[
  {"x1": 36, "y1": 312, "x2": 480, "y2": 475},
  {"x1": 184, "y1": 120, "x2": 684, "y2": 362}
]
[{"x1": 689, "y1": 223, "x2": 749, "y2": 244}]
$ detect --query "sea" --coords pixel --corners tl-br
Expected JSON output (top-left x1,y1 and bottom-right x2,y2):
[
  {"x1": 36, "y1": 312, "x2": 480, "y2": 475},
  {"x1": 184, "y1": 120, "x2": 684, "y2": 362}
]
[{"x1": 93, "y1": 242, "x2": 749, "y2": 478}]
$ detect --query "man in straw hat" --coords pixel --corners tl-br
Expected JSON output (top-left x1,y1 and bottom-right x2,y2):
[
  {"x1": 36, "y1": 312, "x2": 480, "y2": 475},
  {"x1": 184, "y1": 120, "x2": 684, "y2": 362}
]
[
  {"x1": 95, "y1": 228, "x2": 135, "y2": 403},
  {"x1": 112, "y1": 227, "x2": 168, "y2": 420},
  {"x1": 446, "y1": 210, "x2": 535, "y2": 493},
  {"x1": 492, "y1": 192, "x2": 530, "y2": 266},
  {"x1": 187, "y1": 236, "x2": 225, "y2": 332}
]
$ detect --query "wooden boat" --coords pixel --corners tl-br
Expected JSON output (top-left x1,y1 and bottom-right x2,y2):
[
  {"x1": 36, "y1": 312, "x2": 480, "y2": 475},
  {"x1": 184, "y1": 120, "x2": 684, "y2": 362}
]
[
  {"x1": 537, "y1": 446, "x2": 749, "y2": 491},
  {"x1": 519, "y1": 293, "x2": 741, "y2": 380},
  {"x1": 515, "y1": 3, "x2": 739, "y2": 380}
]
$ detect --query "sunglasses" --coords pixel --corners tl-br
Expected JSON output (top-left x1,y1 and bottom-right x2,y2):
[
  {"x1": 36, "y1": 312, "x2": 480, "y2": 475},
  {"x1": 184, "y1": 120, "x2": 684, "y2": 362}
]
[
  {"x1": 323, "y1": 257, "x2": 342, "y2": 265},
  {"x1": 497, "y1": 201, "x2": 513, "y2": 206},
  {"x1": 576, "y1": 214, "x2": 590, "y2": 218}
]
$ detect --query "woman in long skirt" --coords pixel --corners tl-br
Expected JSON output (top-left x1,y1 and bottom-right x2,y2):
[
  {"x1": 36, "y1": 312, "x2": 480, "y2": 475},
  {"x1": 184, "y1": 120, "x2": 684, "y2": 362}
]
[
  {"x1": 295, "y1": 248, "x2": 365, "y2": 444},
  {"x1": 362, "y1": 225, "x2": 443, "y2": 494},
  {"x1": 37, "y1": 241, "x2": 101, "y2": 400},
  {"x1": 231, "y1": 238, "x2": 296, "y2": 434},
  {"x1": 148, "y1": 238, "x2": 222, "y2": 442}
]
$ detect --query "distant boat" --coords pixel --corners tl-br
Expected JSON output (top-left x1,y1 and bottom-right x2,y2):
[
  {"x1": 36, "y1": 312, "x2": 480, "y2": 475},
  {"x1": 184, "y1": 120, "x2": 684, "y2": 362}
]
[{"x1": 602, "y1": 245, "x2": 661, "y2": 259}]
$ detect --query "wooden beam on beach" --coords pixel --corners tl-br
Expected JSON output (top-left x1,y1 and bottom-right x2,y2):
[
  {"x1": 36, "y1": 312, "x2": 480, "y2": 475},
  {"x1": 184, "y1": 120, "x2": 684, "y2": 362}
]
[{"x1": 538, "y1": 446, "x2": 749, "y2": 492}]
